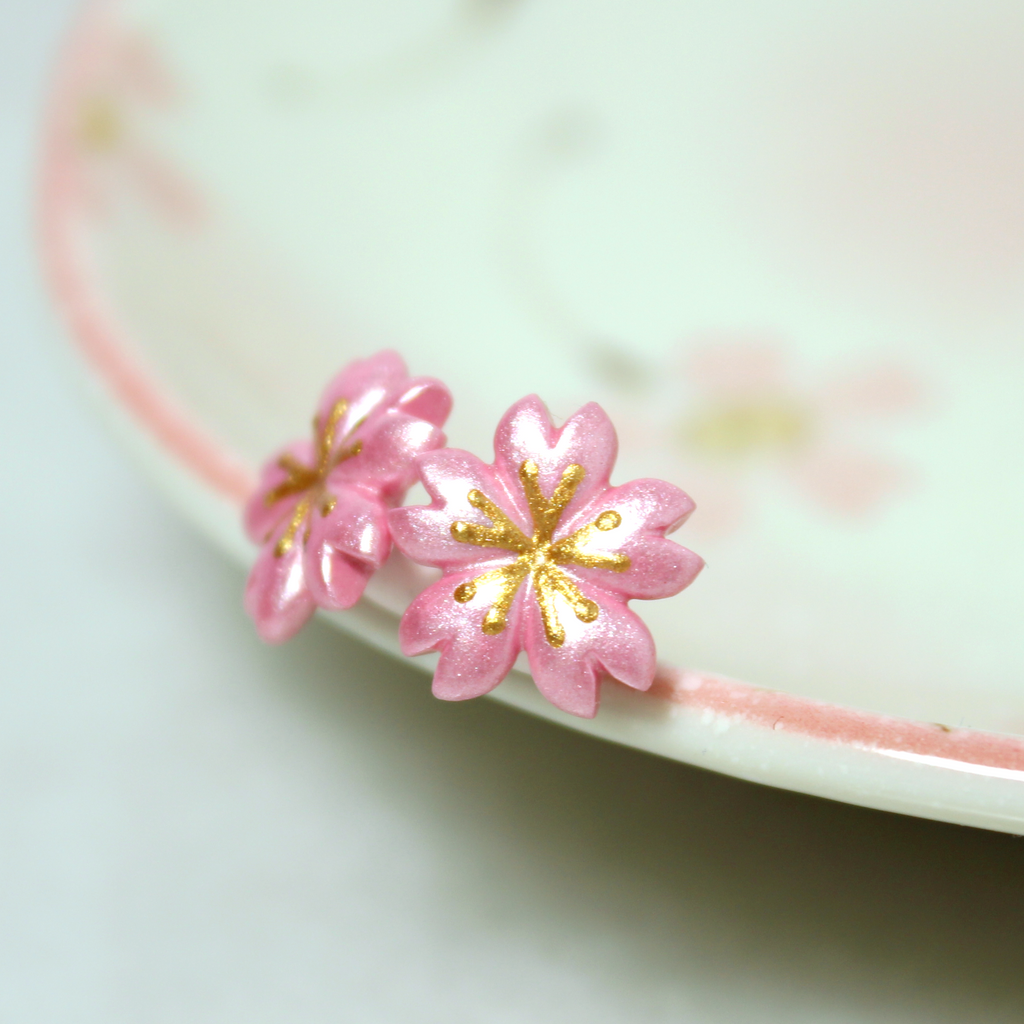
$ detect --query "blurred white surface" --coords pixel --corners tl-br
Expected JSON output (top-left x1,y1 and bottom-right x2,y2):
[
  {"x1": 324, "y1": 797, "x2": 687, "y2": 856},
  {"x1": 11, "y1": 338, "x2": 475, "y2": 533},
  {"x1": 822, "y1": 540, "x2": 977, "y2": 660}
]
[{"x1": 4, "y1": 3, "x2": 1024, "y2": 1023}]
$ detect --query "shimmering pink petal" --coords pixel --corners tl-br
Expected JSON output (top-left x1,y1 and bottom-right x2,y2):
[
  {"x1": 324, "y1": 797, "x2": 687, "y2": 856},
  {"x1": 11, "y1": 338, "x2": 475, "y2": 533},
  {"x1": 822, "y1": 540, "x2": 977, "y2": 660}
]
[
  {"x1": 492, "y1": 396, "x2": 618, "y2": 526},
  {"x1": 399, "y1": 566, "x2": 524, "y2": 700},
  {"x1": 302, "y1": 484, "x2": 389, "y2": 610},
  {"x1": 394, "y1": 377, "x2": 453, "y2": 427},
  {"x1": 332, "y1": 413, "x2": 446, "y2": 499},
  {"x1": 303, "y1": 551, "x2": 372, "y2": 611},
  {"x1": 243, "y1": 440, "x2": 314, "y2": 544},
  {"x1": 244, "y1": 350, "x2": 452, "y2": 643},
  {"x1": 316, "y1": 349, "x2": 410, "y2": 441},
  {"x1": 393, "y1": 395, "x2": 701, "y2": 716},
  {"x1": 243, "y1": 536, "x2": 316, "y2": 644},
  {"x1": 523, "y1": 578, "x2": 657, "y2": 718},
  {"x1": 563, "y1": 478, "x2": 704, "y2": 600},
  {"x1": 389, "y1": 449, "x2": 526, "y2": 569}
]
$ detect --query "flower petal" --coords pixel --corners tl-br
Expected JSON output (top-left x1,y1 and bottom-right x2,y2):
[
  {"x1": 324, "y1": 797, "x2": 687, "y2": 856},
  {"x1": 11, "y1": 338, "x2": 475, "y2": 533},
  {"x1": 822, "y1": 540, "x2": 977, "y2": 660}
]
[
  {"x1": 389, "y1": 449, "x2": 526, "y2": 569},
  {"x1": 243, "y1": 440, "x2": 314, "y2": 544},
  {"x1": 523, "y1": 577, "x2": 657, "y2": 718},
  {"x1": 394, "y1": 376, "x2": 453, "y2": 428},
  {"x1": 302, "y1": 484, "x2": 389, "y2": 610},
  {"x1": 243, "y1": 537, "x2": 316, "y2": 644},
  {"x1": 316, "y1": 349, "x2": 410, "y2": 440},
  {"x1": 492, "y1": 396, "x2": 618, "y2": 528},
  {"x1": 332, "y1": 413, "x2": 446, "y2": 500},
  {"x1": 561, "y1": 478, "x2": 704, "y2": 600},
  {"x1": 399, "y1": 566, "x2": 525, "y2": 700}
]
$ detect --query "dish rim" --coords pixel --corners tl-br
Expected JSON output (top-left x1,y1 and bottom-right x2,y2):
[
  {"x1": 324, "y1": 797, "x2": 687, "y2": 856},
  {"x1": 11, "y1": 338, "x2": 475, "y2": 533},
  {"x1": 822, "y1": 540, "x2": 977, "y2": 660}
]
[{"x1": 37, "y1": 0, "x2": 1024, "y2": 834}]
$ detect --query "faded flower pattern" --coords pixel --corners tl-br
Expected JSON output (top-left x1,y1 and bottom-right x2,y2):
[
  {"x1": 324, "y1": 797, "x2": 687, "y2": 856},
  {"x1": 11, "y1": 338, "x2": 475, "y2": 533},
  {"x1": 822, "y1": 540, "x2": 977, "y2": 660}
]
[
  {"x1": 244, "y1": 351, "x2": 452, "y2": 643},
  {"x1": 53, "y1": 17, "x2": 205, "y2": 225},
  {"x1": 390, "y1": 396, "x2": 703, "y2": 718},
  {"x1": 612, "y1": 339, "x2": 924, "y2": 536}
]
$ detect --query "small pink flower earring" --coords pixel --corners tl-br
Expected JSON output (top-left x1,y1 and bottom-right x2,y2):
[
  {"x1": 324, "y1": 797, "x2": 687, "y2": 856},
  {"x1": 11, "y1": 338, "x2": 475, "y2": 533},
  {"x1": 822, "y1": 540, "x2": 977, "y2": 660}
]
[
  {"x1": 389, "y1": 395, "x2": 703, "y2": 718},
  {"x1": 243, "y1": 350, "x2": 452, "y2": 643}
]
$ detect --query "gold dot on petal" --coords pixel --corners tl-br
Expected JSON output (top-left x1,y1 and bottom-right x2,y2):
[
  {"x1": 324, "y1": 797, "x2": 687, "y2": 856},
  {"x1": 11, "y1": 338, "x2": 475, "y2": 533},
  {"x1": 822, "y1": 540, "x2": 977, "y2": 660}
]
[
  {"x1": 454, "y1": 581, "x2": 477, "y2": 603},
  {"x1": 596, "y1": 510, "x2": 621, "y2": 530}
]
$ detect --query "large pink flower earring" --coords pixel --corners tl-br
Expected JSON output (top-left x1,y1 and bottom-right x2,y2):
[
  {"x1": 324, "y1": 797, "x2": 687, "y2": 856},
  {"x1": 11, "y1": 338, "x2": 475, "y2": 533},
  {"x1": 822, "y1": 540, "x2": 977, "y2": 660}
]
[
  {"x1": 389, "y1": 395, "x2": 704, "y2": 718},
  {"x1": 243, "y1": 350, "x2": 452, "y2": 643}
]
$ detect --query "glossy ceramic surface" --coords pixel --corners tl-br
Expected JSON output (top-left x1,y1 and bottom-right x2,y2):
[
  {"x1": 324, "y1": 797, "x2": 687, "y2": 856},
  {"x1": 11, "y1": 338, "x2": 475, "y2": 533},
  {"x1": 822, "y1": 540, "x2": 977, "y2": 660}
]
[{"x1": 40, "y1": 0, "x2": 1024, "y2": 831}]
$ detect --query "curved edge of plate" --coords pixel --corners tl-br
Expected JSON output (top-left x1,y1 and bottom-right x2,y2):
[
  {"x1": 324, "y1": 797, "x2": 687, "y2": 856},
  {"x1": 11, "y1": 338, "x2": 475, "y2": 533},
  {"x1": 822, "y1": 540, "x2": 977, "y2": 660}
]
[
  {"x1": 47, "y1": 354, "x2": 1024, "y2": 834},
  {"x1": 37, "y1": 0, "x2": 1024, "y2": 835}
]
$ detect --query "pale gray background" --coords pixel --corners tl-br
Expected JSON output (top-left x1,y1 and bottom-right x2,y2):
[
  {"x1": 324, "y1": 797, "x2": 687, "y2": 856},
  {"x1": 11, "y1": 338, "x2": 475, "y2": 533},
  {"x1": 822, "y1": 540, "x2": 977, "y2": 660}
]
[{"x1": 2, "y1": 2, "x2": 1024, "y2": 1021}]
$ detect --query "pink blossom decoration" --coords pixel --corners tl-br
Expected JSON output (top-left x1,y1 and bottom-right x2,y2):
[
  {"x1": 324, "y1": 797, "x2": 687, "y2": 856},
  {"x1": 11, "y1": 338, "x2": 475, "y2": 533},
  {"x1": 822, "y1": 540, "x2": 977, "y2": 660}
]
[
  {"x1": 244, "y1": 350, "x2": 452, "y2": 643},
  {"x1": 389, "y1": 396, "x2": 704, "y2": 718}
]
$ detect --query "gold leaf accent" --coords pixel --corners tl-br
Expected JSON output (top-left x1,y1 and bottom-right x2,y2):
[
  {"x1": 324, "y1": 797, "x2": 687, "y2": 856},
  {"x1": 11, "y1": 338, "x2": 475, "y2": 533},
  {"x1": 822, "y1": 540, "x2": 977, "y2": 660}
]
[
  {"x1": 265, "y1": 398, "x2": 363, "y2": 557},
  {"x1": 449, "y1": 460, "x2": 630, "y2": 645}
]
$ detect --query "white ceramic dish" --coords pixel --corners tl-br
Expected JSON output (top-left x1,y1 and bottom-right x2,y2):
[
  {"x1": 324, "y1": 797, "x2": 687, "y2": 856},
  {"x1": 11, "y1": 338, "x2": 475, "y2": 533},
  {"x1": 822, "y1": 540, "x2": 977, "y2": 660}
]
[{"x1": 41, "y1": 0, "x2": 1024, "y2": 832}]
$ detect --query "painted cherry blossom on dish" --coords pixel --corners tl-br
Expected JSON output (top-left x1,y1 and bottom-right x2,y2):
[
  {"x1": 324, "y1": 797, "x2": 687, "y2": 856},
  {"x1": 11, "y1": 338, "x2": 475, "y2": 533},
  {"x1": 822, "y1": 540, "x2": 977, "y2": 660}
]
[
  {"x1": 389, "y1": 396, "x2": 703, "y2": 718},
  {"x1": 244, "y1": 351, "x2": 452, "y2": 643},
  {"x1": 612, "y1": 338, "x2": 924, "y2": 537},
  {"x1": 51, "y1": 14, "x2": 205, "y2": 226}
]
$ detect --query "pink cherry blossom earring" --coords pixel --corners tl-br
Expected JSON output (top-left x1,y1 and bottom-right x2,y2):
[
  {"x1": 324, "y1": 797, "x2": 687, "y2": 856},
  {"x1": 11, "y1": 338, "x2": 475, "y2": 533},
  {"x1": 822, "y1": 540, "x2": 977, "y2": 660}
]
[
  {"x1": 388, "y1": 395, "x2": 703, "y2": 718},
  {"x1": 243, "y1": 350, "x2": 452, "y2": 643}
]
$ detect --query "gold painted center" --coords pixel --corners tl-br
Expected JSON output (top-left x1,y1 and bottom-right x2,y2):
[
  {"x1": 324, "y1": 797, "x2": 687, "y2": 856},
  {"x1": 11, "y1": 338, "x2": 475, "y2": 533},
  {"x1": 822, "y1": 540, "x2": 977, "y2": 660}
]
[
  {"x1": 264, "y1": 398, "x2": 363, "y2": 556},
  {"x1": 450, "y1": 461, "x2": 629, "y2": 647}
]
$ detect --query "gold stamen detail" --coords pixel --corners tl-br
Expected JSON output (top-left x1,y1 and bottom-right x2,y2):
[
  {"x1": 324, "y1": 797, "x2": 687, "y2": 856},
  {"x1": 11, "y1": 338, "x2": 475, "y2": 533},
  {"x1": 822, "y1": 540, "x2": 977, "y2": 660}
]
[
  {"x1": 274, "y1": 496, "x2": 312, "y2": 557},
  {"x1": 264, "y1": 398, "x2": 363, "y2": 556},
  {"x1": 449, "y1": 460, "x2": 631, "y2": 644},
  {"x1": 450, "y1": 490, "x2": 530, "y2": 553}
]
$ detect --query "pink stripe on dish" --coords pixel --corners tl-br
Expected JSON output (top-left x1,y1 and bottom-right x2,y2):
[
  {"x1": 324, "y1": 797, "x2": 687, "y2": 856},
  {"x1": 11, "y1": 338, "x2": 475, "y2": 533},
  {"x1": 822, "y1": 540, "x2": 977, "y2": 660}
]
[
  {"x1": 36, "y1": 0, "x2": 255, "y2": 504},
  {"x1": 651, "y1": 669, "x2": 1024, "y2": 773}
]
